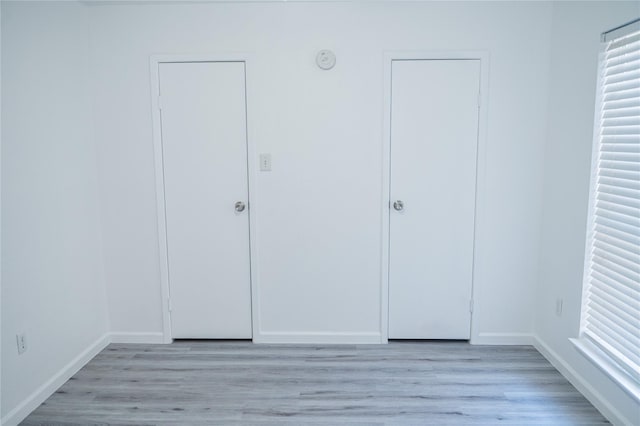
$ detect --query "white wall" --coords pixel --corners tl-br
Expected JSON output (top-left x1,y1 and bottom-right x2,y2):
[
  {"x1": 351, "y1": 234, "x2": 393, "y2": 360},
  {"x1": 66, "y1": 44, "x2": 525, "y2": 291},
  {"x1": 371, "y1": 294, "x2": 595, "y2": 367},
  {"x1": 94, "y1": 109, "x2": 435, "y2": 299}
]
[
  {"x1": 88, "y1": 1, "x2": 553, "y2": 343},
  {"x1": 3, "y1": 0, "x2": 638, "y2": 424},
  {"x1": 1, "y1": 2, "x2": 110, "y2": 423},
  {"x1": 535, "y1": 2, "x2": 640, "y2": 425}
]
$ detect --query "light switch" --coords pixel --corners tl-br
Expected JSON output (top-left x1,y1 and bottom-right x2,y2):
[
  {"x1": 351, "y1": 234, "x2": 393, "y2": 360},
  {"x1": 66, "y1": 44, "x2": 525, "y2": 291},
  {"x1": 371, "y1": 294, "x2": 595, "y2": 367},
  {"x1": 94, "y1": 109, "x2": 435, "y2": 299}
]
[{"x1": 260, "y1": 153, "x2": 272, "y2": 171}]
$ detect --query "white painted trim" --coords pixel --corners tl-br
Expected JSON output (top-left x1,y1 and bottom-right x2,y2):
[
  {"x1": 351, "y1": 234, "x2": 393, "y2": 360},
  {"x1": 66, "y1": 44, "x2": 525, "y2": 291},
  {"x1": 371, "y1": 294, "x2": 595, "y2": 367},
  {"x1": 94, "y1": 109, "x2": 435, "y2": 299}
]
[
  {"x1": 149, "y1": 53, "x2": 258, "y2": 343},
  {"x1": 0, "y1": 333, "x2": 110, "y2": 426},
  {"x1": 254, "y1": 332, "x2": 383, "y2": 344},
  {"x1": 381, "y1": 50, "x2": 490, "y2": 343},
  {"x1": 244, "y1": 58, "x2": 262, "y2": 342},
  {"x1": 380, "y1": 53, "x2": 392, "y2": 343},
  {"x1": 571, "y1": 338, "x2": 640, "y2": 403},
  {"x1": 149, "y1": 56, "x2": 172, "y2": 344},
  {"x1": 578, "y1": 43, "x2": 606, "y2": 343},
  {"x1": 534, "y1": 335, "x2": 633, "y2": 426},
  {"x1": 471, "y1": 332, "x2": 534, "y2": 345},
  {"x1": 109, "y1": 332, "x2": 165, "y2": 344},
  {"x1": 151, "y1": 53, "x2": 252, "y2": 64}
]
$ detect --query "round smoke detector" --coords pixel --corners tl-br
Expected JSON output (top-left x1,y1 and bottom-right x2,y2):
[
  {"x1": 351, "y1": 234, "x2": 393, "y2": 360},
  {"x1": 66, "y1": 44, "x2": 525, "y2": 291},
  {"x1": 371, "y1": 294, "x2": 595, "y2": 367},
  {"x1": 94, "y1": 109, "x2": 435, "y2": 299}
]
[{"x1": 316, "y1": 50, "x2": 336, "y2": 70}]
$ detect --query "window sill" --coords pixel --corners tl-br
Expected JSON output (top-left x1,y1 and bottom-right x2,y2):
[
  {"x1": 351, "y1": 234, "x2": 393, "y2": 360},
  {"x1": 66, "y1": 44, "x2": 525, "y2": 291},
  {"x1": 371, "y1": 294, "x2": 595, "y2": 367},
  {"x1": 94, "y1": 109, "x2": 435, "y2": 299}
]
[{"x1": 570, "y1": 337, "x2": 640, "y2": 403}]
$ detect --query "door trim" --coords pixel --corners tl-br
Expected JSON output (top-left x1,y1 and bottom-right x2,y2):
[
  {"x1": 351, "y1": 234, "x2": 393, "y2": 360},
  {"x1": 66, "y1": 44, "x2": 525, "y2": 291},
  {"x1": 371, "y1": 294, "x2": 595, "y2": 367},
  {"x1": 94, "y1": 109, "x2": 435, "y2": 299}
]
[
  {"x1": 149, "y1": 54, "x2": 259, "y2": 343},
  {"x1": 381, "y1": 51, "x2": 490, "y2": 344}
]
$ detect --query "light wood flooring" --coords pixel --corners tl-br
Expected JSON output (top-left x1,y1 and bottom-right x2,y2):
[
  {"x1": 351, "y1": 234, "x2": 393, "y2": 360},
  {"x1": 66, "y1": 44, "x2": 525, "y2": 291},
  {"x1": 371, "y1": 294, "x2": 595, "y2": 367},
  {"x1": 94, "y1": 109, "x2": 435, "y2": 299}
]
[{"x1": 22, "y1": 341, "x2": 609, "y2": 425}]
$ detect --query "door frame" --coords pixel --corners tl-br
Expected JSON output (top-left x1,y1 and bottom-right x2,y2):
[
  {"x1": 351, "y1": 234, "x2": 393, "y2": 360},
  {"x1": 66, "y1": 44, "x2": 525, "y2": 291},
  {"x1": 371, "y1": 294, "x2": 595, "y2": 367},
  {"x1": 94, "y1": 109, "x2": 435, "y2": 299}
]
[
  {"x1": 381, "y1": 51, "x2": 490, "y2": 344},
  {"x1": 149, "y1": 54, "x2": 259, "y2": 343}
]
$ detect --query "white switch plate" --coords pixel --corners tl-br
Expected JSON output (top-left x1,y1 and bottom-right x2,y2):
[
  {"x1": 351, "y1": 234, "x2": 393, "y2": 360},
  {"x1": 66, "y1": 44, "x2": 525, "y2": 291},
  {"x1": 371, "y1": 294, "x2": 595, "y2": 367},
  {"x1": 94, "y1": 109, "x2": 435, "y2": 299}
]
[
  {"x1": 16, "y1": 333, "x2": 27, "y2": 354},
  {"x1": 260, "y1": 153, "x2": 272, "y2": 171}
]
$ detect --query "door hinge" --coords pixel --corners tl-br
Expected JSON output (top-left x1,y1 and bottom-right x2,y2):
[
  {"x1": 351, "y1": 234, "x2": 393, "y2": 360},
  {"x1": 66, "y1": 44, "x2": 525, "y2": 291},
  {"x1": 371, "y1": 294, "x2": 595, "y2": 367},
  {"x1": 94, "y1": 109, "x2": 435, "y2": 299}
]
[
  {"x1": 477, "y1": 91, "x2": 481, "y2": 108},
  {"x1": 167, "y1": 298, "x2": 172, "y2": 312},
  {"x1": 157, "y1": 95, "x2": 163, "y2": 110},
  {"x1": 470, "y1": 299, "x2": 474, "y2": 313}
]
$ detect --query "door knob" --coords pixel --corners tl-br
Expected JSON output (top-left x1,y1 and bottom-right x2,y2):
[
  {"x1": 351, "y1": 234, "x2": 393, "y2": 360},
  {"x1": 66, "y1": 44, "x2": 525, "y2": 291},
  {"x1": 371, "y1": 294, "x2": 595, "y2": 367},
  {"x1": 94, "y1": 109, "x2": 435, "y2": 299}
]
[
  {"x1": 235, "y1": 201, "x2": 246, "y2": 213},
  {"x1": 393, "y1": 200, "x2": 404, "y2": 212}
]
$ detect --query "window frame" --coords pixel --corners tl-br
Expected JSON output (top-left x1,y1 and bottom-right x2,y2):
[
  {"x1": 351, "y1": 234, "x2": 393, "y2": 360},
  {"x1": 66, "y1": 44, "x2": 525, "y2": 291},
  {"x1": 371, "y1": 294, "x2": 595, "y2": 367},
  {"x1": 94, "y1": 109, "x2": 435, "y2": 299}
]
[{"x1": 571, "y1": 18, "x2": 640, "y2": 403}]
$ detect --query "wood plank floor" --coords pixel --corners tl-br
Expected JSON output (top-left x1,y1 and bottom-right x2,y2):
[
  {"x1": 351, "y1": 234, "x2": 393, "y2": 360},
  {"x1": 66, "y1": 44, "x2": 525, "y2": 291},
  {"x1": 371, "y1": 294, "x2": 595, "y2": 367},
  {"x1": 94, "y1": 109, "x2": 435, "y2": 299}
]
[{"x1": 22, "y1": 341, "x2": 609, "y2": 425}]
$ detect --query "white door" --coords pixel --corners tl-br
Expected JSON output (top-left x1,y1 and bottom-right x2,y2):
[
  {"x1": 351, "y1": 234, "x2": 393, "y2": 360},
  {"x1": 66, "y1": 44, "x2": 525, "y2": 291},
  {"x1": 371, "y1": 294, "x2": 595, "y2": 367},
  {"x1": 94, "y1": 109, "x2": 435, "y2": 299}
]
[
  {"x1": 159, "y1": 61, "x2": 252, "y2": 339},
  {"x1": 388, "y1": 59, "x2": 480, "y2": 340}
]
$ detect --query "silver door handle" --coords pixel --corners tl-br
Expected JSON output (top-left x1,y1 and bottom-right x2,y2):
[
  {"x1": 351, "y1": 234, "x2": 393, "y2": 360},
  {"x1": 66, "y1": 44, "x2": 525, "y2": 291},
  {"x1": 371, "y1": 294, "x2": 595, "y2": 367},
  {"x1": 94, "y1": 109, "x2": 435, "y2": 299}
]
[
  {"x1": 235, "y1": 201, "x2": 246, "y2": 213},
  {"x1": 393, "y1": 200, "x2": 404, "y2": 211}
]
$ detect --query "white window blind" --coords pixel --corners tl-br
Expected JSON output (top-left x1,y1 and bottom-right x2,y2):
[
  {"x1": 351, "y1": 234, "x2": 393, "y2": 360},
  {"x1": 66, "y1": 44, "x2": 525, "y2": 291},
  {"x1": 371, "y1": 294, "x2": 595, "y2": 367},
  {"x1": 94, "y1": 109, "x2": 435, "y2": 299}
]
[{"x1": 581, "y1": 21, "x2": 640, "y2": 387}]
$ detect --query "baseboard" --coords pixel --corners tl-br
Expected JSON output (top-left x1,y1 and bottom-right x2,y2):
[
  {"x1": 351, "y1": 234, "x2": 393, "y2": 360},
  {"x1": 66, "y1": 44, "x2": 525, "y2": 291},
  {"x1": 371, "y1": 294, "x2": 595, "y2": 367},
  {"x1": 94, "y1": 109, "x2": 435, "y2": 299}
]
[
  {"x1": 109, "y1": 331, "x2": 165, "y2": 344},
  {"x1": 1, "y1": 333, "x2": 110, "y2": 426},
  {"x1": 254, "y1": 331, "x2": 383, "y2": 344},
  {"x1": 471, "y1": 332, "x2": 534, "y2": 345},
  {"x1": 533, "y1": 335, "x2": 632, "y2": 426}
]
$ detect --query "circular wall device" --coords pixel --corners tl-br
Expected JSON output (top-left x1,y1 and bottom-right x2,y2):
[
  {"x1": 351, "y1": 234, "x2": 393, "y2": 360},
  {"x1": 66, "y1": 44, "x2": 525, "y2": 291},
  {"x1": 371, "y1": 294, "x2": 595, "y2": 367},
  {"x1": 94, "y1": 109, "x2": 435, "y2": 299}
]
[{"x1": 316, "y1": 50, "x2": 336, "y2": 70}]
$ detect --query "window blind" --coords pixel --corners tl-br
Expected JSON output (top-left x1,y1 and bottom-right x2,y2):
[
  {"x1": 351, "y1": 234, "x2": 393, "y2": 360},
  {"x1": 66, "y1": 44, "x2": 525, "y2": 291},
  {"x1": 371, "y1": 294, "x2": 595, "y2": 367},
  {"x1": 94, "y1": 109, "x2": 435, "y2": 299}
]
[{"x1": 582, "y1": 22, "x2": 640, "y2": 384}]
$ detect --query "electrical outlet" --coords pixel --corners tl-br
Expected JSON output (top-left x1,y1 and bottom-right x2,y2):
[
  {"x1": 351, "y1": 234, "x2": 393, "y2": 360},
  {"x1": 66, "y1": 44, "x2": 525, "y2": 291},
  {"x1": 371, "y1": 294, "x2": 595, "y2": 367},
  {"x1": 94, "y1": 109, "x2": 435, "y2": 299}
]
[
  {"x1": 16, "y1": 333, "x2": 27, "y2": 354},
  {"x1": 259, "y1": 153, "x2": 272, "y2": 171},
  {"x1": 555, "y1": 298, "x2": 563, "y2": 317}
]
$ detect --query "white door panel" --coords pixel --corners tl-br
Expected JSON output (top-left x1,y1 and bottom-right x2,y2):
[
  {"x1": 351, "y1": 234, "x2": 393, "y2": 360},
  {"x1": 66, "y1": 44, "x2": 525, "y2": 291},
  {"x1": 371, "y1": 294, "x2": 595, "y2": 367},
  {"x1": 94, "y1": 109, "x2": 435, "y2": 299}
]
[
  {"x1": 389, "y1": 59, "x2": 480, "y2": 339},
  {"x1": 159, "y1": 61, "x2": 252, "y2": 339}
]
